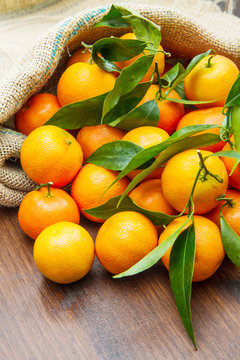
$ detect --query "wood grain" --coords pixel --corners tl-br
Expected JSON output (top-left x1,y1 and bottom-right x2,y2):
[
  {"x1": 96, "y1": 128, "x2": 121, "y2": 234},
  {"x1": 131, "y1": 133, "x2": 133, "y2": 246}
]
[{"x1": 1, "y1": 206, "x2": 240, "y2": 359}]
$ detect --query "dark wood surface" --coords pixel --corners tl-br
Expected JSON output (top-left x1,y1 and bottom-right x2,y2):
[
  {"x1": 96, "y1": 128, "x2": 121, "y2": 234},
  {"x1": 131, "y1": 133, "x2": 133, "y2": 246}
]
[{"x1": 1, "y1": 206, "x2": 240, "y2": 359}]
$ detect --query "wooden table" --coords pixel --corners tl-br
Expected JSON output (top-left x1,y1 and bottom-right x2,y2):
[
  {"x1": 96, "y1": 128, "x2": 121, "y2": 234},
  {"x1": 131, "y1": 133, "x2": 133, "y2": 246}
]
[{"x1": 2, "y1": 1, "x2": 240, "y2": 359}]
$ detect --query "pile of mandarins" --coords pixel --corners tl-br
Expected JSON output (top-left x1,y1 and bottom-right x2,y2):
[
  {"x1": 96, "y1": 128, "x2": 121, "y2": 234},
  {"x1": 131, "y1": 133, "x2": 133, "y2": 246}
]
[{"x1": 15, "y1": 26, "x2": 240, "y2": 288}]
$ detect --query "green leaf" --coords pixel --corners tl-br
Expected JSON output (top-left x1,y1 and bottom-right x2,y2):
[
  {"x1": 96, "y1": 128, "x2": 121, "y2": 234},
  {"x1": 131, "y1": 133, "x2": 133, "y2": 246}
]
[
  {"x1": 113, "y1": 212, "x2": 193, "y2": 279},
  {"x1": 220, "y1": 208, "x2": 240, "y2": 267},
  {"x1": 169, "y1": 224, "x2": 197, "y2": 349},
  {"x1": 102, "y1": 55, "x2": 154, "y2": 120},
  {"x1": 209, "y1": 150, "x2": 240, "y2": 161},
  {"x1": 166, "y1": 49, "x2": 212, "y2": 96},
  {"x1": 45, "y1": 93, "x2": 107, "y2": 129},
  {"x1": 103, "y1": 125, "x2": 219, "y2": 189},
  {"x1": 93, "y1": 5, "x2": 130, "y2": 28},
  {"x1": 160, "y1": 63, "x2": 185, "y2": 88},
  {"x1": 102, "y1": 82, "x2": 151, "y2": 125},
  {"x1": 231, "y1": 106, "x2": 240, "y2": 151},
  {"x1": 117, "y1": 133, "x2": 220, "y2": 204},
  {"x1": 86, "y1": 140, "x2": 143, "y2": 170},
  {"x1": 91, "y1": 37, "x2": 147, "y2": 72},
  {"x1": 115, "y1": 5, "x2": 161, "y2": 50},
  {"x1": 84, "y1": 195, "x2": 179, "y2": 225},
  {"x1": 166, "y1": 97, "x2": 218, "y2": 105},
  {"x1": 224, "y1": 73, "x2": 240, "y2": 108},
  {"x1": 112, "y1": 100, "x2": 159, "y2": 130}
]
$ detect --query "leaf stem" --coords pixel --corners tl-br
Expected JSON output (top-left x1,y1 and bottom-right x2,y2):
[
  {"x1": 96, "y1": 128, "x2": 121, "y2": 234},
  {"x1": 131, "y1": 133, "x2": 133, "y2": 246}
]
[
  {"x1": 205, "y1": 50, "x2": 216, "y2": 67},
  {"x1": 197, "y1": 150, "x2": 223, "y2": 183},
  {"x1": 35, "y1": 182, "x2": 53, "y2": 198}
]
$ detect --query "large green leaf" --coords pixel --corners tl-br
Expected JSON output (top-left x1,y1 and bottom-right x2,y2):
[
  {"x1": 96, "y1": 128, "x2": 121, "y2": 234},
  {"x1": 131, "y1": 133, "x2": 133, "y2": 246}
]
[
  {"x1": 224, "y1": 74, "x2": 240, "y2": 108},
  {"x1": 220, "y1": 209, "x2": 240, "y2": 268},
  {"x1": 113, "y1": 212, "x2": 193, "y2": 278},
  {"x1": 160, "y1": 62, "x2": 185, "y2": 88},
  {"x1": 91, "y1": 37, "x2": 147, "y2": 72},
  {"x1": 102, "y1": 82, "x2": 151, "y2": 125},
  {"x1": 169, "y1": 224, "x2": 197, "y2": 349},
  {"x1": 231, "y1": 106, "x2": 240, "y2": 151},
  {"x1": 112, "y1": 100, "x2": 159, "y2": 130},
  {"x1": 102, "y1": 55, "x2": 154, "y2": 120},
  {"x1": 115, "y1": 5, "x2": 161, "y2": 50},
  {"x1": 84, "y1": 195, "x2": 179, "y2": 225},
  {"x1": 86, "y1": 141, "x2": 143, "y2": 170},
  {"x1": 93, "y1": 5, "x2": 130, "y2": 28},
  {"x1": 45, "y1": 93, "x2": 108, "y2": 129}
]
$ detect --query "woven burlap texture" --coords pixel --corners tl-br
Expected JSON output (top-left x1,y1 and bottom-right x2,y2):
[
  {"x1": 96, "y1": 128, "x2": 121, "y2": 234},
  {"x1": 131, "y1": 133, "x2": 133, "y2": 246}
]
[{"x1": 1, "y1": 1, "x2": 240, "y2": 207}]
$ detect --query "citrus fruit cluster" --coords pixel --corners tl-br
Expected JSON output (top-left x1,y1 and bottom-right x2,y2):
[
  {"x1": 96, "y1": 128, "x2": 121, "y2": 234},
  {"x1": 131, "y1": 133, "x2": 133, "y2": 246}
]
[{"x1": 15, "y1": 5, "x2": 240, "y2": 348}]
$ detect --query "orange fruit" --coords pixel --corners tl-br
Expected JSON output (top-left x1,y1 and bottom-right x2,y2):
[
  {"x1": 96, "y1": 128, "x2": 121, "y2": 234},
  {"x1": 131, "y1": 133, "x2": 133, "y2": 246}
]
[
  {"x1": 114, "y1": 33, "x2": 165, "y2": 82},
  {"x1": 138, "y1": 85, "x2": 185, "y2": 134},
  {"x1": 158, "y1": 215, "x2": 225, "y2": 282},
  {"x1": 66, "y1": 48, "x2": 92, "y2": 68},
  {"x1": 20, "y1": 125, "x2": 83, "y2": 187},
  {"x1": 121, "y1": 126, "x2": 169, "y2": 180},
  {"x1": 176, "y1": 107, "x2": 226, "y2": 152},
  {"x1": 33, "y1": 222, "x2": 94, "y2": 284},
  {"x1": 71, "y1": 164, "x2": 130, "y2": 223},
  {"x1": 77, "y1": 124, "x2": 126, "y2": 160},
  {"x1": 161, "y1": 149, "x2": 228, "y2": 214},
  {"x1": 221, "y1": 138, "x2": 240, "y2": 191},
  {"x1": 129, "y1": 179, "x2": 178, "y2": 233},
  {"x1": 15, "y1": 94, "x2": 60, "y2": 135},
  {"x1": 184, "y1": 54, "x2": 239, "y2": 109},
  {"x1": 57, "y1": 62, "x2": 116, "y2": 107},
  {"x1": 18, "y1": 186, "x2": 80, "y2": 240},
  {"x1": 95, "y1": 211, "x2": 158, "y2": 274},
  {"x1": 206, "y1": 189, "x2": 240, "y2": 236}
]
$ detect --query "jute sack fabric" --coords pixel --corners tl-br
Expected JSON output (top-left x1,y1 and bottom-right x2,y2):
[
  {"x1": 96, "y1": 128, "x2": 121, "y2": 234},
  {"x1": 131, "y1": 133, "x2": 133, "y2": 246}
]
[{"x1": 1, "y1": 1, "x2": 240, "y2": 207}]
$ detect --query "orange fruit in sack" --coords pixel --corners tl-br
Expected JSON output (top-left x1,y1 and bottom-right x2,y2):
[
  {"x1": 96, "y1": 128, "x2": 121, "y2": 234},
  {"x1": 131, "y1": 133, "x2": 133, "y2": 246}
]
[
  {"x1": 158, "y1": 215, "x2": 225, "y2": 282},
  {"x1": 138, "y1": 85, "x2": 185, "y2": 134},
  {"x1": 121, "y1": 126, "x2": 169, "y2": 180},
  {"x1": 15, "y1": 94, "x2": 60, "y2": 135},
  {"x1": 176, "y1": 107, "x2": 226, "y2": 152},
  {"x1": 95, "y1": 211, "x2": 158, "y2": 274},
  {"x1": 184, "y1": 54, "x2": 239, "y2": 109},
  {"x1": 57, "y1": 62, "x2": 116, "y2": 107},
  {"x1": 18, "y1": 186, "x2": 80, "y2": 240},
  {"x1": 114, "y1": 33, "x2": 165, "y2": 82},
  {"x1": 20, "y1": 125, "x2": 83, "y2": 187},
  {"x1": 161, "y1": 149, "x2": 228, "y2": 214},
  {"x1": 66, "y1": 48, "x2": 92, "y2": 68},
  {"x1": 71, "y1": 164, "x2": 130, "y2": 223},
  {"x1": 206, "y1": 189, "x2": 240, "y2": 236},
  {"x1": 77, "y1": 125, "x2": 126, "y2": 160},
  {"x1": 34, "y1": 222, "x2": 94, "y2": 284}
]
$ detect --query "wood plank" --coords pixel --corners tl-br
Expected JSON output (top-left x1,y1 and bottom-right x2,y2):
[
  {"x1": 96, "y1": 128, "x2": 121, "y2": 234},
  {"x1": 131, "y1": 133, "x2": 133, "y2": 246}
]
[{"x1": 1, "y1": 207, "x2": 240, "y2": 359}]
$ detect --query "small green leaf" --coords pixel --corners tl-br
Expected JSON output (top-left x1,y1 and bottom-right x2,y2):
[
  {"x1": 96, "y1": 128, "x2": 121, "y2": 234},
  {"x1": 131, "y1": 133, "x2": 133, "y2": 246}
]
[
  {"x1": 45, "y1": 93, "x2": 107, "y2": 129},
  {"x1": 93, "y1": 5, "x2": 130, "y2": 28},
  {"x1": 112, "y1": 100, "x2": 159, "y2": 130},
  {"x1": 113, "y1": 212, "x2": 193, "y2": 279},
  {"x1": 224, "y1": 74, "x2": 240, "y2": 108},
  {"x1": 166, "y1": 97, "x2": 218, "y2": 105},
  {"x1": 91, "y1": 37, "x2": 147, "y2": 72},
  {"x1": 117, "y1": 133, "x2": 220, "y2": 204},
  {"x1": 210, "y1": 150, "x2": 240, "y2": 161},
  {"x1": 84, "y1": 195, "x2": 178, "y2": 225},
  {"x1": 115, "y1": 5, "x2": 161, "y2": 50},
  {"x1": 102, "y1": 55, "x2": 154, "y2": 120},
  {"x1": 169, "y1": 224, "x2": 197, "y2": 349},
  {"x1": 86, "y1": 140, "x2": 143, "y2": 170},
  {"x1": 231, "y1": 105, "x2": 240, "y2": 151},
  {"x1": 103, "y1": 82, "x2": 151, "y2": 125},
  {"x1": 160, "y1": 63, "x2": 185, "y2": 88},
  {"x1": 220, "y1": 208, "x2": 240, "y2": 267}
]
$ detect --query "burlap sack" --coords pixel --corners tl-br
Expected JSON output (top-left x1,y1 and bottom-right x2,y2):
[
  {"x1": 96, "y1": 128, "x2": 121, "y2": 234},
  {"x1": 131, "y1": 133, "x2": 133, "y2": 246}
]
[{"x1": 1, "y1": 0, "x2": 240, "y2": 207}]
